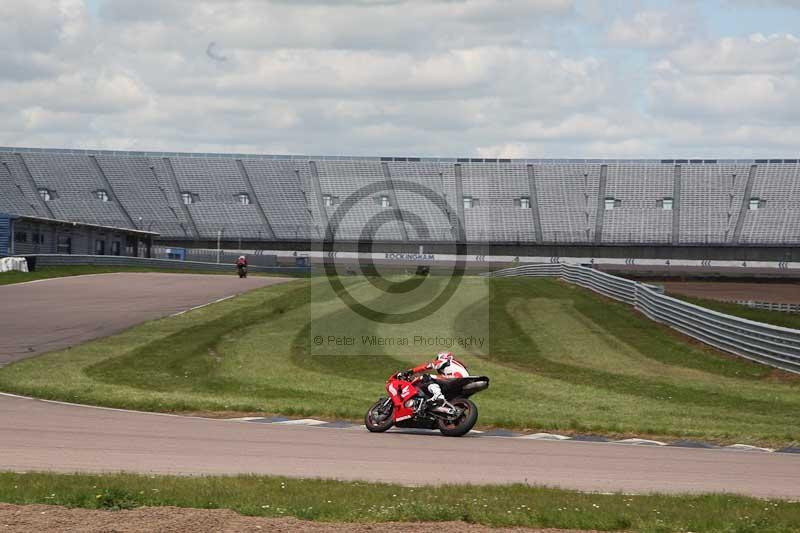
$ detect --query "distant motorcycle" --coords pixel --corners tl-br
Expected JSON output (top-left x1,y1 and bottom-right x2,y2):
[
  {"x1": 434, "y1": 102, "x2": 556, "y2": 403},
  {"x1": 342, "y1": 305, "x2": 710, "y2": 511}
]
[
  {"x1": 365, "y1": 372, "x2": 489, "y2": 437},
  {"x1": 237, "y1": 264, "x2": 248, "y2": 278}
]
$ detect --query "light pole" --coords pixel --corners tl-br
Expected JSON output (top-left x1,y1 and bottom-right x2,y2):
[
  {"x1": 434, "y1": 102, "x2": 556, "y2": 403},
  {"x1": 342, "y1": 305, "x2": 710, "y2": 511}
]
[{"x1": 216, "y1": 228, "x2": 223, "y2": 263}]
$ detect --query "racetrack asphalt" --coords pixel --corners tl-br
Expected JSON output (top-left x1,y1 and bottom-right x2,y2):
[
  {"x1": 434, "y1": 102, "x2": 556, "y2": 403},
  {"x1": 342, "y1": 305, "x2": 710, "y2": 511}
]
[
  {"x1": 0, "y1": 273, "x2": 292, "y2": 365},
  {"x1": 1, "y1": 393, "x2": 799, "y2": 499}
]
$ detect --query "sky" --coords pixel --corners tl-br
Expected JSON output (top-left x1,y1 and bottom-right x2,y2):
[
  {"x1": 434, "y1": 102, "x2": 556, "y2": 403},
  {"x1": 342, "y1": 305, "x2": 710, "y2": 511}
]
[{"x1": 1, "y1": 0, "x2": 799, "y2": 158}]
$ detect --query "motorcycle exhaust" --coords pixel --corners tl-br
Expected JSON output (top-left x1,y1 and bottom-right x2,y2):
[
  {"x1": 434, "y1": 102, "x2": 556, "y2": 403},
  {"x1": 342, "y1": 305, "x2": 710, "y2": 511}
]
[
  {"x1": 430, "y1": 401, "x2": 459, "y2": 417},
  {"x1": 462, "y1": 380, "x2": 489, "y2": 392}
]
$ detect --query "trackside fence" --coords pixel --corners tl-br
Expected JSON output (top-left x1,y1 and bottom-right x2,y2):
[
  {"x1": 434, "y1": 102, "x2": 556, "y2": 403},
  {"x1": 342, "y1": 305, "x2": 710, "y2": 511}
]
[
  {"x1": 14, "y1": 254, "x2": 311, "y2": 276},
  {"x1": 735, "y1": 301, "x2": 800, "y2": 314},
  {"x1": 484, "y1": 263, "x2": 800, "y2": 374}
]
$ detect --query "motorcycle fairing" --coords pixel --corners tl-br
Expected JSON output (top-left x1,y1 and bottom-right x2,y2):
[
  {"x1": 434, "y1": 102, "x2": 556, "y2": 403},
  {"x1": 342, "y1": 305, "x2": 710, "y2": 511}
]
[{"x1": 386, "y1": 376, "x2": 419, "y2": 421}]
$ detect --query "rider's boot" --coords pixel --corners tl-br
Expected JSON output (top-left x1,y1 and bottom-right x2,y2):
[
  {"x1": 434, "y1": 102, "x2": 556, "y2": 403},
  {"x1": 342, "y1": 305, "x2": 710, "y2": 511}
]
[{"x1": 427, "y1": 383, "x2": 445, "y2": 406}]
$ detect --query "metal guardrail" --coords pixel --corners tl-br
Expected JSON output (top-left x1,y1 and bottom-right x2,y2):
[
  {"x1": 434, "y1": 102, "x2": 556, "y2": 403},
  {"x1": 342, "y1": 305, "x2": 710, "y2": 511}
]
[
  {"x1": 20, "y1": 254, "x2": 311, "y2": 276},
  {"x1": 149, "y1": 247, "x2": 279, "y2": 267},
  {"x1": 484, "y1": 263, "x2": 800, "y2": 374},
  {"x1": 488, "y1": 263, "x2": 564, "y2": 278}
]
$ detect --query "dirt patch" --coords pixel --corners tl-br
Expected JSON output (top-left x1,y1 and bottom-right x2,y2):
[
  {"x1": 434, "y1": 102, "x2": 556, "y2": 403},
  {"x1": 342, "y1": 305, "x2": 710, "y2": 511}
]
[
  {"x1": 661, "y1": 282, "x2": 800, "y2": 304},
  {"x1": 0, "y1": 504, "x2": 591, "y2": 532},
  {"x1": 765, "y1": 367, "x2": 800, "y2": 385}
]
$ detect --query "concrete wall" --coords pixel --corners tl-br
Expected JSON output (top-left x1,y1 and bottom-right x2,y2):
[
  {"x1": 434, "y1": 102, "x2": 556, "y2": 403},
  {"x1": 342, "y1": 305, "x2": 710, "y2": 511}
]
[
  {"x1": 27, "y1": 254, "x2": 309, "y2": 275},
  {"x1": 0, "y1": 215, "x2": 10, "y2": 256},
  {"x1": 157, "y1": 238, "x2": 800, "y2": 263}
]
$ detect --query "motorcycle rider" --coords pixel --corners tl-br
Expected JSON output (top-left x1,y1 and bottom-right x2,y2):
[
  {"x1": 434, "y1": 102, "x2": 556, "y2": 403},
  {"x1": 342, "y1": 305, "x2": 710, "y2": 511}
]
[{"x1": 398, "y1": 351, "x2": 470, "y2": 408}]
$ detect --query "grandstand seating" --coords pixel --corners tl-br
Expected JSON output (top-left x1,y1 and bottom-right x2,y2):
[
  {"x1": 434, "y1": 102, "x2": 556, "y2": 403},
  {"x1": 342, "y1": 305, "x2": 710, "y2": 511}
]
[
  {"x1": 169, "y1": 157, "x2": 266, "y2": 239},
  {"x1": 679, "y1": 163, "x2": 750, "y2": 244},
  {"x1": 240, "y1": 159, "x2": 317, "y2": 239},
  {"x1": 460, "y1": 162, "x2": 536, "y2": 243},
  {"x1": 535, "y1": 163, "x2": 600, "y2": 243},
  {"x1": 0, "y1": 148, "x2": 798, "y2": 245},
  {"x1": 315, "y1": 160, "x2": 404, "y2": 241},
  {"x1": 19, "y1": 153, "x2": 131, "y2": 228},
  {"x1": 0, "y1": 158, "x2": 38, "y2": 217},
  {"x1": 386, "y1": 160, "x2": 457, "y2": 241},
  {"x1": 740, "y1": 162, "x2": 800, "y2": 244},
  {"x1": 94, "y1": 155, "x2": 188, "y2": 236},
  {"x1": 146, "y1": 156, "x2": 198, "y2": 237},
  {"x1": 603, "y1": 162, "x2": 674, "y2": 244}
]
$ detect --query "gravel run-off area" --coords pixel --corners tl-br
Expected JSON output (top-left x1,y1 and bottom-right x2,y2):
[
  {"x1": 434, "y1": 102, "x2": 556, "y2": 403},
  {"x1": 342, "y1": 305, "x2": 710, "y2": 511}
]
[{"x1": 0, "y1": 504, "x2": 592, "y2": 533}]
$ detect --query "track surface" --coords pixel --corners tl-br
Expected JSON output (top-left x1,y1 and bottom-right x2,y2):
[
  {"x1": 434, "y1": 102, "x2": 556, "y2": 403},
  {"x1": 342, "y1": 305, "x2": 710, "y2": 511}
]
[
  {"x1": 1, "y1": 394, "x2": 799, "y2": 499},
  {"x1": 0, "y1": 273, "x2": 290, "y2": 365}
]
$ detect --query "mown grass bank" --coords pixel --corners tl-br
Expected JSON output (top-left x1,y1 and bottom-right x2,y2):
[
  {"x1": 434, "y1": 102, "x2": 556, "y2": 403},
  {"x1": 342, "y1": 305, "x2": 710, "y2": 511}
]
[
  {"x1": 0, "y1": 276, "x2": 798, "y2": 446},
  {"x1": 1, "y1": 472, "x2": 798, "y2": 532}
]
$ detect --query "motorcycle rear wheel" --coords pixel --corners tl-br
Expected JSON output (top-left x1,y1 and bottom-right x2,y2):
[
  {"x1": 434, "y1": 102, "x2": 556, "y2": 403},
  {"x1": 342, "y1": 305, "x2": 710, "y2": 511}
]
[
  {"x1": 365, "y1": 399, "x2": 394, "y2": 433},
  {"x1": 437, "y1": 398, "x2": 478, "y2": 437}
]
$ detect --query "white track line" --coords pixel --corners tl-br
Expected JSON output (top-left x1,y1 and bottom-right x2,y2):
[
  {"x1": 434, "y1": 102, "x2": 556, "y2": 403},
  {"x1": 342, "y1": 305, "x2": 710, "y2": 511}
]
[
  {"x1": 0, "y1": 273, "x2": 107, "y2": 288},
  {"x1": 0, "y1": 392, "x2": 786, "y2": 452},
  {"x1": 615, "y1": 438, "x2": 667, "y2": 446},
  {"x1": 170, "y1": 295, "x2": 236, "y2": 317},
  {"x1": 273, "y1": 419, "x2": 329, "y2": 426},
  {"x1": 519, "y1": 433, "x2": 572, "y2": 441},
  {"x1": 0, "y1": 391, "x2": 221, "y2": 420},
  {"x1": 726, "y1": 444, "x2": 774, "y2": 452}
]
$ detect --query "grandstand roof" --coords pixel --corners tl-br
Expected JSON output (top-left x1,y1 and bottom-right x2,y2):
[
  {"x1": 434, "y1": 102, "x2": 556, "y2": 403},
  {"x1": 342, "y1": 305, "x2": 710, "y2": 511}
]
[
  {"x1": 1, "y1": 213, "x2": 159, "y2": 236},
  {"x1": 2, "y1": 146, "x2": 796, "y2": 165}
]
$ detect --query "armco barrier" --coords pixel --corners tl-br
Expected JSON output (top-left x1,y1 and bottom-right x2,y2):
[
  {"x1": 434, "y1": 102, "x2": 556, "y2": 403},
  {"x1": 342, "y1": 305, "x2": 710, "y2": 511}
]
[
  {"x1": 21, "y1": 254, "x2": 310, "y2": 276},
  {"x1": 484, "y1": 263, "x2": 800, "y2": 374}
]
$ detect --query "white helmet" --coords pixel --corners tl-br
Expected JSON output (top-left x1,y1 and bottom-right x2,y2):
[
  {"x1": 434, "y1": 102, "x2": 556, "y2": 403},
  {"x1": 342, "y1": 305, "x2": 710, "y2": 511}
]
[{"x1": 433, "y1": 351, "x2": 454, "y2": 371}]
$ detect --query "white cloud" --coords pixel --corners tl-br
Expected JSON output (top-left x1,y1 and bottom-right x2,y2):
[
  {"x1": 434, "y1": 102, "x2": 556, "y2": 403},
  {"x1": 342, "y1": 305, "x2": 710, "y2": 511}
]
[
  {"x1": 667, "y1": 33, "x2": 800, "y2": 73},
  {"x1": 649, "y1": 73, "x2": 800, "y2": 119},
  {"x1": 3, "y1": 71, "x2": 150, "y2": 114},
  {"x1": 0, "y1": 0, "x2": 91, "y2": 80},
  {"x1": 724, "y1": 0, "x2": 800, "y2": 8},
  {"x1": 0, "y1": 0, "x2": 798, "y2": 159},
  {"x1": 607, "y1": 10, "x2": 695, "y2": 48},
  {"x1": 100, "y1": 0, "x2": 574, "y2": 51},
  {"x1": 648, "y1": 34, "x2": 800, "y2": 121}
]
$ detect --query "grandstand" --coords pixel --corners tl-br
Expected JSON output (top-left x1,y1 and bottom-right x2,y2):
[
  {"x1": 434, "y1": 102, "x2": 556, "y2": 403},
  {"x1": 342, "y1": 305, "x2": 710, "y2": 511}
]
[{"x1": 1, "y1": 148, "x2": 798, "y2": 255}]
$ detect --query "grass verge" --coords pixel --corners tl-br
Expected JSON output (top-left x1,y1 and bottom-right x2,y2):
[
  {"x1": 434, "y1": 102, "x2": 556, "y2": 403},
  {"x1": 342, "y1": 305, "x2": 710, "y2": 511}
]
[
  {"x1": 667, "y1": 294, "x2": 800, "y2": 331},
  {"x1": 0, "y1": 276, "x2": 798, "y2": 446},
  {"x1": 1, "y1": 472, "x2": 798, "y2": 532},
  {"x1": 0, "y1": 265, "x2": 290, "y2": 286}
]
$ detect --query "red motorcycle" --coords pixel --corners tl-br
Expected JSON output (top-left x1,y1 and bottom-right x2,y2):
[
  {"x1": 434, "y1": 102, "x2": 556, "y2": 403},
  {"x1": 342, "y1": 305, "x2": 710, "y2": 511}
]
[{"x1": 365, "y1": 372, "x2": 489, "y2": 437}]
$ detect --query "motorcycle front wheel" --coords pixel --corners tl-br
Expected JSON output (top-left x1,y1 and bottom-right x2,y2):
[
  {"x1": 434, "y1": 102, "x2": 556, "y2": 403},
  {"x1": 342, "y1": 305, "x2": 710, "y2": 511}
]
[
  {"x1": 437, "y1": 398, "x2": 478, "y2": 437},
  {"x1": 365, "y1": 399, "x2": 394, "y2": 433}
]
